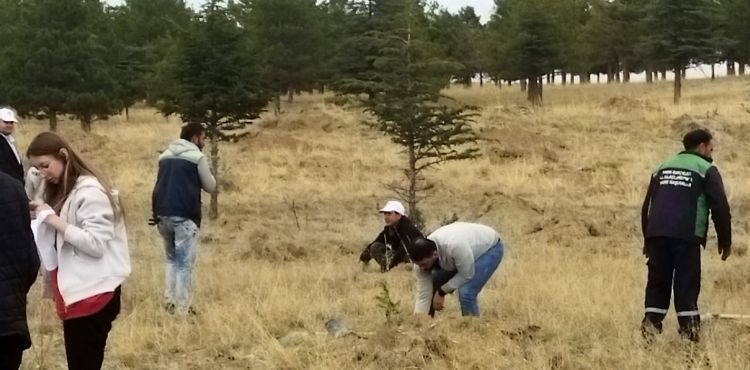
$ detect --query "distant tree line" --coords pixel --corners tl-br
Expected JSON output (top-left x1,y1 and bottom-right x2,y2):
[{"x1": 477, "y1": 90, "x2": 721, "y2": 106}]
[
  {"x1": 1, "y1": 0, "x2": 747, "y2": 218},
  {"x1": 1, "y1": 0, "x2": 747, "y2": 127}
]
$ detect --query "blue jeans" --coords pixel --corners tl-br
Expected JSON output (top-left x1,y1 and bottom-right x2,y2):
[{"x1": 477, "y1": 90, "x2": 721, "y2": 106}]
[
  {"x1": 157, "y1": 216, "x2": 200, "y2": 314},
  {"x1": 431, "y1": 240, "x2": 504, "y2": 316}
]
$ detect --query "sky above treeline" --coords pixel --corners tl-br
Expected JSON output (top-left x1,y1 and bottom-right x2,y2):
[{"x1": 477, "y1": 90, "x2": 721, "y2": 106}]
[{"x1": 104, "y1": 0, "x2": 496, "y2": 23}]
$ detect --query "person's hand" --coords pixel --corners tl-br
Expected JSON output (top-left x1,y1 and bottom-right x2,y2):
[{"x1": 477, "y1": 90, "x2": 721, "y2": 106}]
[
  {"x1": 720, "y1": 245, "x2": 731, "y2": 261},
  {"x1": 29, "y1": 201, "x2": 53, "y2": 220},
  {"x1": 432, "y1": 291, "x2": 445, "y2": 312}
]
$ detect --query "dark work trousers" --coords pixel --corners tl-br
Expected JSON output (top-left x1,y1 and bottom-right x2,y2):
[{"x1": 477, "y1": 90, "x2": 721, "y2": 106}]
[
  {"x1": 642, "y1": 237, "x2": 701, "y2": 340},
  {"x1": 0, "y1": 335, "x2": 25, "y2": 369},
  {"x1": 63, "y1": 287, "x2": 121, "y2": 370}
]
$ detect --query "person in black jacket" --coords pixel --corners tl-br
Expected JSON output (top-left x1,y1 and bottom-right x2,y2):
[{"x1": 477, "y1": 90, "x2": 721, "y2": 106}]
[
  {"x1": 359, "y1": 200, "x2": 423, "y2": 272},
  {"x1": 0, "y1": 171, "x2": 40, "y2": 368},
  {"x1": 640, "y1": 129, "x2": 732, "y2": 343},
  {"x1": 0, "y1": 107, "x2": 24, "y2": 184}
]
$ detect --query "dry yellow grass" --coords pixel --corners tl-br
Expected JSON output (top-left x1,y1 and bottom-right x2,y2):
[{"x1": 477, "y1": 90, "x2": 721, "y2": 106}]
[{"x1": 13, "y1": 76, "x2": 750, "y2": 369}]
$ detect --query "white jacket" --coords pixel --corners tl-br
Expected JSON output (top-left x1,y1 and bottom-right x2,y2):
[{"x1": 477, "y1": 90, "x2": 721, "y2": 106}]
[{"x1": 35, "y1": 176, "x2": 131, "y2": 306}]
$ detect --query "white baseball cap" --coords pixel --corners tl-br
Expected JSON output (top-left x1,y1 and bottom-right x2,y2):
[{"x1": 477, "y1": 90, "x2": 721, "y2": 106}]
[
  {"x1": 0, "y1": 108, "x2": 19, "y2": 123},
  {"x1": 379, "y1": 200, "x2": 407, "y2": 216}
]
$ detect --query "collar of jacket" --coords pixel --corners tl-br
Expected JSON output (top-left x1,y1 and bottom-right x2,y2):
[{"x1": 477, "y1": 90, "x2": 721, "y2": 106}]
[{"x1": 679, "y1": 150, "x2": 713, "y2": 163}]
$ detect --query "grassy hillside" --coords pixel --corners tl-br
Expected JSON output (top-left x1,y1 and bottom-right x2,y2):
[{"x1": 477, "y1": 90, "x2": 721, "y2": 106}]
[{"x1": 16, "y1": 76, "x2": 750, "y2": 369}]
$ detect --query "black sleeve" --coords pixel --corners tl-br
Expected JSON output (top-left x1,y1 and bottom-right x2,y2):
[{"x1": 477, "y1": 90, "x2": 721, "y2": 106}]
[
  {"x1": 360, "y1": 229, "x2": 386, "y2": 263},
  {"x1": 16, "y1": 182, "x2": 40, "y2": 290},
  {"x1": 641, "y1": 175, "x2": 657, "y2": 238},
  {"x1": 705, "y1": 166, "x2": 732, "y2": 249}
]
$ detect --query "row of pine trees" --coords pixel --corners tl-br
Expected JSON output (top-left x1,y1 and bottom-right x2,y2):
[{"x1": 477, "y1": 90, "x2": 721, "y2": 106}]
[
  {"x1": 1, "y1": 0, "x2": 748, "y2": 218},
  {"x1": 3, "y1": 0, "x2": 750, "y2": 131}
]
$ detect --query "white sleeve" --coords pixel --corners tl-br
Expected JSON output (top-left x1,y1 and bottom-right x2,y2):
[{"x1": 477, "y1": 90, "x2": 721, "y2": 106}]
[
  {"x1": 62, "y1": 189, "x2": 115, "y2": 259},
  {"x1": 197, "y1": 156, "x2": 217, "y2": 193},
  {"x1": 441, "y1": 242, "x2": 475, "y2": 293},
  {"x1": 414, "y1": 267, "x2": 433, "y2": 314}
]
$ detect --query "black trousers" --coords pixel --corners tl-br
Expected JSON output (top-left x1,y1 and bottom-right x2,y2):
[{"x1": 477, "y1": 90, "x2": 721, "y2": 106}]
[
  {"x1": 642, "y1": 237, "x2": 701, "y2": 337},
  {"x1": 63, "y1": 287, "x2": 121, "y2": 370},
  {"x1": 0, "y1": 335, "x2": 24, "y2": 370}
]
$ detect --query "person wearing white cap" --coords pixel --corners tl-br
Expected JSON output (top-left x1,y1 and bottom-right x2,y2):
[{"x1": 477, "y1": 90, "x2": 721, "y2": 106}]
[
  {"x1": 0, "y1": 107, "x2": 24, "y2": 184},
  {"x1": 359, "y1": 200, "x2": 424, "y2": 272}
]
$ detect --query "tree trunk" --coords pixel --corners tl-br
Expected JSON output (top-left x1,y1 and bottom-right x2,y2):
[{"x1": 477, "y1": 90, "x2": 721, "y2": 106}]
[
  {"x1": 561, "y1": 70, "x2": 567, "y2": 85},
  {"x1": 681, "y1": 68, "x2": 687, "y2": 78},
  {"x1": 125, "y1": 107, "x2": 130, "y2": 121},
  {"x1": 479, "y1": 72, "x2": 484, "y2": 87},
  {"x1": 739, "y1": 64, "x2": 746, "y2": 76},
  {"x1": 711, "y1": 64, "x2": 715, "y2": 81},
  {"x1": 673, "y1": 66, "x2": 682, "y2": 104},
  {"x1": 406, "y1": 143, "x2": 421, "y2": 228},
  {"x1": 596, "y1": 73, "x2": 600, "y2": 83},
  {"x1": 287, "y1": 88, "x2": 294, "y2": 103},
  {"x1": 527, "y1": 77, "x2": 542, "y2": 106},
  {"x1": 538, "y1": 77, "x2": 544, "y2": 104},
  {"x1": 520, "y1": 79, "x2": 527, "y2": 92},
  {"x1": 48, "y1": 111, "x2": 58, "y2": 132},
  {"x1": 646, "y1": 64, "x2": 653, "y2": 84},
  {"x1": 273, "y1": 94, "x2": 281, "y2": 115},
  {"x1": 318, "y1": 85, "x2": 325, "y2": 94},
  {"x1": 209, "y1": 134, "x2": 220, "y2": 220},
  {"x1": 507, "y1": 80, "x2": 512, "y2": 87},
  {"x1": 660, "y1": 69, "x2": 667, "y2": 80},
  {"x1": 81, "y1": 117, "x2": 92, "y2": 133},
  {"x1": 727, "y1": 60, "x2": 735, "y2": 76},
  {"x1": 623, "y1": 60, "x2": 630, "y2": 83}
]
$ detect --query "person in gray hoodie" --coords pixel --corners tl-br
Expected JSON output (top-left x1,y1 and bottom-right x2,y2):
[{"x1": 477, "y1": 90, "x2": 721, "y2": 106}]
[
  {"x1": 151, "y1": 122, "x2": 216, "y2": 315},
  {"x1": 410, "y1": 222, "x2": 505, "y2": 317}
]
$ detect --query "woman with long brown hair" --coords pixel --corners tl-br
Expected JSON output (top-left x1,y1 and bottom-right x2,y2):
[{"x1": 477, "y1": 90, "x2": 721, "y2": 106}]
[{"x1": 27, "y1": 132, "x2": 131, "y2": 370}]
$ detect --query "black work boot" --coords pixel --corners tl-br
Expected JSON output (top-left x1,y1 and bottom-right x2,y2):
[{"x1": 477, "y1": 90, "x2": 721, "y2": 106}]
[
  {"x1": 641, "y1": 314, "x2": 664, "y2": 344},
  {"x1": 678, "y1": 316, "x2": 700, "y2": 343}
]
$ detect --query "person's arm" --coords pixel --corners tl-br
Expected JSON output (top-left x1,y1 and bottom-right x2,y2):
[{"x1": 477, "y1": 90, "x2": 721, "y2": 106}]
[
  {"x1": 46, "y1": 188, "x2": 116, "y2": 259},
  {"x1": 360, "y1": 229, "x2": 387, "y2": 263},
  {"x1": 641, "y1": 174, "x2": 657, "y2": 239},
  {"x1": 414, "y1": 268, "x2": 433, "y2": 314},
  {"x1": 197, "y1": 156, "x2": 217, "y2": 193},
  {"x1": 441, "y1": 242, "x2": 476, "y2": 293},
  {"x1": 16, "y1": 184, "x2": 40, "y2": 289},
  {"x1": 705, "y1": 166, "x2": 732, "y2": 257}
]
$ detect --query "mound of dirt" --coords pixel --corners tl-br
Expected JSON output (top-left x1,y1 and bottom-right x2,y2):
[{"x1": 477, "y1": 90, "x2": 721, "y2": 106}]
[
  {"x1": 602, "y1": 96, "x2": 664, "y2": 113},
  {"x1": 352, "y1": 327, "x2": 453, "y2": 368},
  {"x1": 671, "y1": 114, "x2": 711, "y2": 135},
  {"x1": 67, "y1": 132, "x2": 111, "y2": 155},
  {"x1": 671, "y1": 112, "x2": 750, "y2": 143},
  {"x1": 258, "y1": 104, "x2": 359, "y2": 133},
  {"x1": 237, "y1": 231, "x2": 308, "y2": 262},
  {"x1": 482, "y1": 127, "x2": 565, "y2": 164}
]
